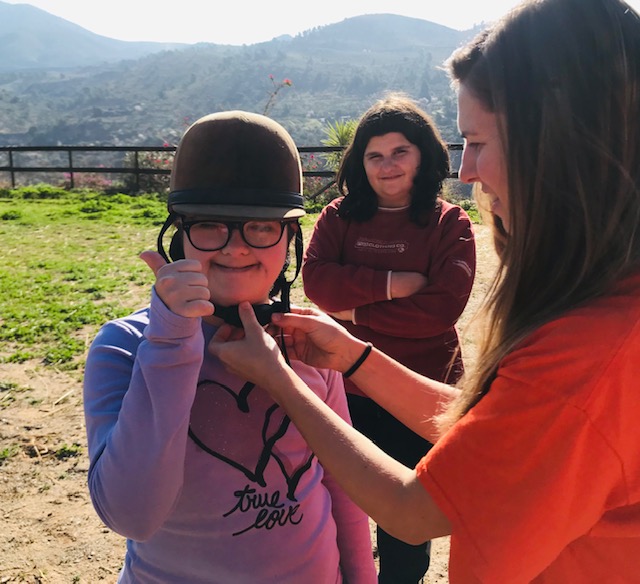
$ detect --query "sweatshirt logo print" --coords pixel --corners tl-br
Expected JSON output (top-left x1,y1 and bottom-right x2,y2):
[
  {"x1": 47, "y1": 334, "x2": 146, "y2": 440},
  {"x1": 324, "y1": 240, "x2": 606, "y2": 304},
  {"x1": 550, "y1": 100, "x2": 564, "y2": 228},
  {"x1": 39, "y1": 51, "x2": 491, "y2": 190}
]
[
  {"x1": 188, "y1": 379, "x2": 314, "y2": 499},
  {"x1": 355, "y1": 237, "x2": 408, "y2": 253}
]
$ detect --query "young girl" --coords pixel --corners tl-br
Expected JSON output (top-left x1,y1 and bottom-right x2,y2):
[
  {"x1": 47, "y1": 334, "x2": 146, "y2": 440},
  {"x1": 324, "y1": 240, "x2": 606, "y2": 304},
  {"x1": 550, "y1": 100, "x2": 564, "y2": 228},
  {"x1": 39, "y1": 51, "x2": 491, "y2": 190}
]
[
  {"x1": 209, "y1": 1, "x2": 640, "y2": 582},
  {"x1": 83, "y1": 111, "x2": 376, "y2": 583},
  {"x1": 302, "y1": 93, "x2": 475, "y2": 583}
]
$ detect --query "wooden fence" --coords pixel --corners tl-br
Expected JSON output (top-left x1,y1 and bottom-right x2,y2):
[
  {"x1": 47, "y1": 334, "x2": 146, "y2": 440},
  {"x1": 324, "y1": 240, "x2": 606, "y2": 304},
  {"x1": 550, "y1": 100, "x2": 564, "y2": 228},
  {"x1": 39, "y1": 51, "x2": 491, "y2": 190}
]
[{"x1": 0, "y1": 144, "x2": 463, "y2": 196}]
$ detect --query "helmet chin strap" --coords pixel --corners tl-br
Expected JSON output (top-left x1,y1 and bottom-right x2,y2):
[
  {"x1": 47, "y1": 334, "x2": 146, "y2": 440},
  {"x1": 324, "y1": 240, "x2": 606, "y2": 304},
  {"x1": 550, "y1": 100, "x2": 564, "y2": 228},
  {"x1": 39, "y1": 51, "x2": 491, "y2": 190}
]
[
  {"x1": 213, "y1": 303, "x2": 285, "y2": 327},
  {"x1": 156, "y1": 213, "x2": 176, "y2": 263}
]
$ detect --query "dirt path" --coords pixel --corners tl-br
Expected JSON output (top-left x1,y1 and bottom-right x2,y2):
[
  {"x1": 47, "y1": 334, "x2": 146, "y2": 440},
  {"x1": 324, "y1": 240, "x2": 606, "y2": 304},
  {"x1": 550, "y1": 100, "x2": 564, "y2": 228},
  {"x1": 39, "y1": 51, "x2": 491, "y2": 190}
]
[{"x1": 0, "y1": 363, "x2": 124, "y2": 582}]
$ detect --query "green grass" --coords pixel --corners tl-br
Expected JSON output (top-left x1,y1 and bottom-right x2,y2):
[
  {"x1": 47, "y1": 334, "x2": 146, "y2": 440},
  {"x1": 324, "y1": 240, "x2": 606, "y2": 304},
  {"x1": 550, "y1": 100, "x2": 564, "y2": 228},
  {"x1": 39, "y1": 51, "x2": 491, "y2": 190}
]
[
  {"x1": 0, "y1": 444, "x2": 19, "y2": 464},
  {"x1": 0, "y1": 187, "x2": 167, "y2": 370},
  {"x1": 54, "y1": 443, "x2": 83, "y2": 460},
  {"x1": 0, "y1": 185, "x2": 478, "y2": 372},
  {"x1": 0, "y1": 186, "x2": 316, "y2": 371}
]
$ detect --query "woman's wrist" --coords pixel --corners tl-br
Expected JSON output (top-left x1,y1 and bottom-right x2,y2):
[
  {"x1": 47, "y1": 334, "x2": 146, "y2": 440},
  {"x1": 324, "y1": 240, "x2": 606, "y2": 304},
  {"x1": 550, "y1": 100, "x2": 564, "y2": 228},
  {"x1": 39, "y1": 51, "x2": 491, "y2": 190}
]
[{"x1": 344, "y1": 342, "x2": 373, "y2": 378}]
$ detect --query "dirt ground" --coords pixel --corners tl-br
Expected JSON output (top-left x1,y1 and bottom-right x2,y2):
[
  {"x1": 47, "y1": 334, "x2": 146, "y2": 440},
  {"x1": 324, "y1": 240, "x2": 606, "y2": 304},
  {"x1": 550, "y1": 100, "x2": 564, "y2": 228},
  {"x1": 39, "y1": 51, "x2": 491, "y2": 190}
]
[
  {"x1": 0, "y1": 356, "x2": 451, "y2": 584},
  {"x1": 0, "y1": 225, "x2": 497, "y2": 584}
]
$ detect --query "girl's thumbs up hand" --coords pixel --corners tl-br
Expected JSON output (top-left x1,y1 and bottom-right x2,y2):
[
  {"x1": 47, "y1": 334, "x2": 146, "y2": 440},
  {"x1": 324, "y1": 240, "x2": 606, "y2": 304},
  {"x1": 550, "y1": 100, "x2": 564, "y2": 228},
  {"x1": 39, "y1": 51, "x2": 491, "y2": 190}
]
[{"x1": 139, "y1": 250, "x2": 214, "y2": 319}]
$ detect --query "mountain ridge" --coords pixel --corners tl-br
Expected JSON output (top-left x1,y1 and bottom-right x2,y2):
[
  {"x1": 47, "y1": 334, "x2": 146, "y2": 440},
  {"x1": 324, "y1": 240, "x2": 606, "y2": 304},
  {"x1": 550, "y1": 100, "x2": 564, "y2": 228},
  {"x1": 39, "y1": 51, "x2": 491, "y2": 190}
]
[
  {"x1": 0, "y1": 3, "x2": 481, "y2": 146},
  {"x1": 0, "y1": 0, "x2": 188, "y2": 70}
]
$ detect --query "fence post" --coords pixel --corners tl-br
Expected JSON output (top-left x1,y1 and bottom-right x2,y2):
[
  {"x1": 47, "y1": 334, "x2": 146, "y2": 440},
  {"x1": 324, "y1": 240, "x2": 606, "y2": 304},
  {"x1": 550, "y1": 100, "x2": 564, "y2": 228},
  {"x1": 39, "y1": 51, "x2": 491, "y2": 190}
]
[
  {"x1": 68, "y1": 149, "x2": 74, "y2": 189},
  {"x1": 9, "y1": 149, "x2": 15, "y2": 188},
  {"x1": 135, "y1": 150, "x2": 140, "y2": 193}
]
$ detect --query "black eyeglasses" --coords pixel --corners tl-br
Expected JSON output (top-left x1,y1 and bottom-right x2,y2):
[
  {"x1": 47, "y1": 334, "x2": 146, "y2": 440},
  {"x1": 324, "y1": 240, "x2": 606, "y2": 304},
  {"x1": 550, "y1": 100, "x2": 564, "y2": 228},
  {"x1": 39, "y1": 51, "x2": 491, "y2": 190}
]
[{"x1": 181, "y1": 219, "x2": 290, "y2": 251}]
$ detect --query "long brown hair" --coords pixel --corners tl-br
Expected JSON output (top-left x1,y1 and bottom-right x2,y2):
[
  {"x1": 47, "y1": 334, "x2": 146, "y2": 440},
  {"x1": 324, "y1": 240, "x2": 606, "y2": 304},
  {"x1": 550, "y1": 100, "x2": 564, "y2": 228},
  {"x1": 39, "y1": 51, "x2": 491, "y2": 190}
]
[{"x1": 440, "y1": 0, "x2": 640, "y2": 428}]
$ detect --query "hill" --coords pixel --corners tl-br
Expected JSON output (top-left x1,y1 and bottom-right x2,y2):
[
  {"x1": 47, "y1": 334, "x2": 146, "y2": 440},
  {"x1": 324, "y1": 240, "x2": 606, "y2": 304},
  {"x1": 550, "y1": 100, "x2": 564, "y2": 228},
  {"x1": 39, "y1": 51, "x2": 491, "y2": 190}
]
[
  {"x1": 0, "y1": 1, "x2": 186, "y2": 70},
  {"x1": 0, "y1": 7, "x2": 481, "y2": 146}
]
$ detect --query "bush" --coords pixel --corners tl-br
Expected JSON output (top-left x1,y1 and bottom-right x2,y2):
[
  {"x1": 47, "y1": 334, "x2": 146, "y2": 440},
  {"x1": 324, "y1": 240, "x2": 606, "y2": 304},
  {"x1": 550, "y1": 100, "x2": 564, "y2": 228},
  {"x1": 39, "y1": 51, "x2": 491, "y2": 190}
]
[
  {"x1": 121, "y1": 150, "x2": 173, "y2": 195},
  {"x1": 79, "y1": 199, "x2": 113, "y2": 214},
  {"x1": 17, "y1": 184, "x2": 69, "y2": 200}
]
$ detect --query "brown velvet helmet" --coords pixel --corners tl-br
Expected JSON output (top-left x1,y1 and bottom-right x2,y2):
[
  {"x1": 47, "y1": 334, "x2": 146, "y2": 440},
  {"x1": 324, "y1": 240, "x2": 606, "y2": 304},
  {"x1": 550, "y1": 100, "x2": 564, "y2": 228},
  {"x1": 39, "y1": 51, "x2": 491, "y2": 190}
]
[
  {"x1": 167, "y1": 110, "x2": 305, "y2": 220},
  {"x1": 158, "y1": 110, "x2": 305, "y2": 262},
  {"x1": 156, "y1": 111, "x2": 305, "y2": 326}
]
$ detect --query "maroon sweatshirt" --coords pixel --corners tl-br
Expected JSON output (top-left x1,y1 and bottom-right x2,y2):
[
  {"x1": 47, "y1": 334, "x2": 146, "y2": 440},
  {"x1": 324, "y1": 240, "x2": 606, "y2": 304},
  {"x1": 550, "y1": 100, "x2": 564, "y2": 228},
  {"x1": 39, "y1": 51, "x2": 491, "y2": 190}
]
[{"x1": 303, "y1": 197, "x2": 476, "y2": 395}]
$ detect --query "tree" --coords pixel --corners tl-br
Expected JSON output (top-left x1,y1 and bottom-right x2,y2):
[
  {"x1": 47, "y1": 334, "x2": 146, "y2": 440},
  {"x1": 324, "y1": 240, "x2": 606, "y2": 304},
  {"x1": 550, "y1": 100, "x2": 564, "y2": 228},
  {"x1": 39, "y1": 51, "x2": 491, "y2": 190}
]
[{"x1": 321, "y1": 118, "x2": 357, "y2": 170}]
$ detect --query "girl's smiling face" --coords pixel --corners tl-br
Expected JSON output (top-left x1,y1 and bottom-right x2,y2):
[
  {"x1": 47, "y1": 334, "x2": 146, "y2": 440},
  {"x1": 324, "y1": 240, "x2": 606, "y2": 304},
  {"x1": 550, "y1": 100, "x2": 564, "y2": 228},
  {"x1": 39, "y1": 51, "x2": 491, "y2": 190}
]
[
  {"x1": 182, "y1": 219, "x2": 291, "y2": 313},
  {"x1": 363, "y1": 132, "x2": 421, "y2": 208},
  {"x1": 457, "y1": 83, "x2": 510, "y2": 232}
]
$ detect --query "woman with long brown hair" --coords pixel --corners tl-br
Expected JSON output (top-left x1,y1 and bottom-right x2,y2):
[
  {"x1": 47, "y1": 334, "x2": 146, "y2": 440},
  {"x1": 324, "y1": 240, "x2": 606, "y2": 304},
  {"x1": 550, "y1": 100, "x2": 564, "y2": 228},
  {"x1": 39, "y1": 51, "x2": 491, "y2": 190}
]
[{"x1": 209, "y1": 0, "x2": 640, "y2": 580}]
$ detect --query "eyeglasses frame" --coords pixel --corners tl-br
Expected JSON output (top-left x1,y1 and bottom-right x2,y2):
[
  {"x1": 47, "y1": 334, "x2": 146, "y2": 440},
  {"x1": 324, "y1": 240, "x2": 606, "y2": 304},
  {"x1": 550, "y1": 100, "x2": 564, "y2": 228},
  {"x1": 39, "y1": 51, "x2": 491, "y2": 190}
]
[{"x1": 180, "y1": 218, "x2": 294, "y2": 252}]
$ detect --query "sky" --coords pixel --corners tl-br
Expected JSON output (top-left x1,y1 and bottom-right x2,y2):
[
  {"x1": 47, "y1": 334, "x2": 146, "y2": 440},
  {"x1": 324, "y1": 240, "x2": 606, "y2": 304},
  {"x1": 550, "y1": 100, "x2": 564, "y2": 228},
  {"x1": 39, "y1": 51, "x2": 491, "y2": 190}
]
[{"x1": 6, "y1": 0, "x2": 638, "y2": 45}]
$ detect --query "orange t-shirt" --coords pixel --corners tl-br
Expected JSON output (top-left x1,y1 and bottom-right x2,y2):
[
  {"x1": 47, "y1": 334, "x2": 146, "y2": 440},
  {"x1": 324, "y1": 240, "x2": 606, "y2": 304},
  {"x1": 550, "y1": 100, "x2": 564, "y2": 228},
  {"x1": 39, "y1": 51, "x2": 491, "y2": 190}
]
[{"x1": 416, "y1": 273, "x2": 640, "y2": 583}]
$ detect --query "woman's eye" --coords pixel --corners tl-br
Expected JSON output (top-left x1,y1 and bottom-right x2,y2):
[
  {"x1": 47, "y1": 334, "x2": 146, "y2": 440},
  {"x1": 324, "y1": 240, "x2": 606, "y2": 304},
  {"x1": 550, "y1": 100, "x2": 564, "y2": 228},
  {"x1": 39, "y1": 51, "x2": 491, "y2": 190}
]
[{"x1": 464, "y1": 137, "x2": 484, "y2": 149}]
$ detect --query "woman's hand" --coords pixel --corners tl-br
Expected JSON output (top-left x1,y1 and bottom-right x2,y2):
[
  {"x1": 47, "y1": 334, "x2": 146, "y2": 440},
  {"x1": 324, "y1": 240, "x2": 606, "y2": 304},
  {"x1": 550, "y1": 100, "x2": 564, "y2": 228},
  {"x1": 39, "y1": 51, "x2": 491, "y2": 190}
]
[
  {"x1": 209, "y1": 303, "x2": 368, "y2": 390},
  {"x1": 140, "y1": 250, "x2": 214, "y2": 318},
  {"x1": 208, "y1": 303, "x2": 291, "y2": 392},
  {"x1": 328, "y1": 309, "x2": 353, "y2": 322},
  {"x1": 271, "y1": 306, "x2": 367, "y2": 373}
]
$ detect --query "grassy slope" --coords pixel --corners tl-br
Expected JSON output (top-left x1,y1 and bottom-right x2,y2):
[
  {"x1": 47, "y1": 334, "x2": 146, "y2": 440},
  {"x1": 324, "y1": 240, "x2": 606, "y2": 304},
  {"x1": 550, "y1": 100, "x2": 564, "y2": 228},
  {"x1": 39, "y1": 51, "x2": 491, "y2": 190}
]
[
  {"x1": 0, "y1": 187, "x2": 492, "y2": 371},
  {"x1": 0, "y1": 189, "x2": 320, "y2": 370}
]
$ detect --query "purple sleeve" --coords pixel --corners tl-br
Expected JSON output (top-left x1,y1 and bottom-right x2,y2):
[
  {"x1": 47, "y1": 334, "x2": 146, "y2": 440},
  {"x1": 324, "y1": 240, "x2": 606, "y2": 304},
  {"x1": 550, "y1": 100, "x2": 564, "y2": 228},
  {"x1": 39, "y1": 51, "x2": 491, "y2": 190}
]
[
  {"x1": 319, "y1": 369, "x2": 377, "y2": 583},
  {"x1": 83, "y1": 289, "x2": 204, "y2": 541}
]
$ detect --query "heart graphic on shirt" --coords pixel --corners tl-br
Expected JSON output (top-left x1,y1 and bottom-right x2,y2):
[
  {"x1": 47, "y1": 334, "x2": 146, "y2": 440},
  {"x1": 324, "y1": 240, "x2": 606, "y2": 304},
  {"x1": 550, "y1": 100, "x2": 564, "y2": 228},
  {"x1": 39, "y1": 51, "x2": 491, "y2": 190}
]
[
  {"x1": 189, "y1": 379, "x2": 313, "y2": 498},
  {"x1": 269, "y1": 447, "x2": 315, "y2": 501}
]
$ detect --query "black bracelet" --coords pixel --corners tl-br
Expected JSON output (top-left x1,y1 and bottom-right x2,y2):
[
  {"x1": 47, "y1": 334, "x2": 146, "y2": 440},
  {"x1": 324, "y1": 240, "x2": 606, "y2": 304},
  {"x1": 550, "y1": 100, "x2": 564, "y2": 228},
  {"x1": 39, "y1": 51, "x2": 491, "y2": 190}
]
[{"x1": 343, "y1": 342, "x2": 373, "y2": 378}]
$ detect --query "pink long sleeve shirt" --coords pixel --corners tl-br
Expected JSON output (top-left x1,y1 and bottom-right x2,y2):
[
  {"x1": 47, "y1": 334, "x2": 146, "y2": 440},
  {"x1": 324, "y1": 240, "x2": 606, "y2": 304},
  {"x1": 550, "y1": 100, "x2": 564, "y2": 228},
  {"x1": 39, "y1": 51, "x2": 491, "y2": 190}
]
[{"x1": 83, "y1": 290, "x2": 376, "y2": 583}]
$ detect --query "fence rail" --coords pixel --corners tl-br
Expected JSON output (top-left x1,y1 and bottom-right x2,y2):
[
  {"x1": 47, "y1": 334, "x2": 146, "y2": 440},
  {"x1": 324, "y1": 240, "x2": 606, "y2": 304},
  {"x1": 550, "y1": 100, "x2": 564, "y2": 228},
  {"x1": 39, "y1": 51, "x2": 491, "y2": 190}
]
[{"x1": 0, "y1": 144, "x2": 463, "y2": 193}]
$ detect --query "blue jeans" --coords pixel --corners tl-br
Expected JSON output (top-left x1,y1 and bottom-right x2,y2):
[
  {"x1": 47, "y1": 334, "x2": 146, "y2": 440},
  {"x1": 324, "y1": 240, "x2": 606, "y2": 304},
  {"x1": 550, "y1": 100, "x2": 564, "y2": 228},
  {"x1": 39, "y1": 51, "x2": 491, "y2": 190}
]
[{"x1": 347, "y1": 394, "x2": 433, "y2": 584}]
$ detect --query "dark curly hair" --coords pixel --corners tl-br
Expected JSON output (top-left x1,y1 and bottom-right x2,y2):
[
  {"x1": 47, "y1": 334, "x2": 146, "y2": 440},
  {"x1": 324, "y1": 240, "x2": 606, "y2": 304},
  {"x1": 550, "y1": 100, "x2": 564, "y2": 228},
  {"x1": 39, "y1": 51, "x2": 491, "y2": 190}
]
[{"x1": 336, "y1": 92, "x2": 450, "y2": 225}]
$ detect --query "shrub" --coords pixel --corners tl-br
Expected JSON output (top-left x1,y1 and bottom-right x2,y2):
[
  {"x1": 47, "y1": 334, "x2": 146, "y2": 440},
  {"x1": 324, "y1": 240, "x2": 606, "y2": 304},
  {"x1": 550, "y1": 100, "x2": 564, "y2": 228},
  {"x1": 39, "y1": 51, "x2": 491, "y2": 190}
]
[
  {"x1": 121, "y1": 150, "x2": 173, "y2": 195},
  {"x1": 321, "y1": 118, "x2": 357, "y2": 170},
  {"x1": 18, "y1": 184, "x2": 69, "y2": 199}
]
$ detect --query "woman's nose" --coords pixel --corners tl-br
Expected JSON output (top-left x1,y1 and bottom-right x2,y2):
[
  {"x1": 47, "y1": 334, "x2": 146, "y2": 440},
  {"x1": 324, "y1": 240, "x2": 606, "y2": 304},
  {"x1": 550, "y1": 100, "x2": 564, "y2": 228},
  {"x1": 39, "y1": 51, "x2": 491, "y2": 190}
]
[
  {"x1": 379, "y1": 156, "x2": 395, "y2": 169},
  {"x1": 458, "y1": 149, "x2": 477, "y2": 184}
]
